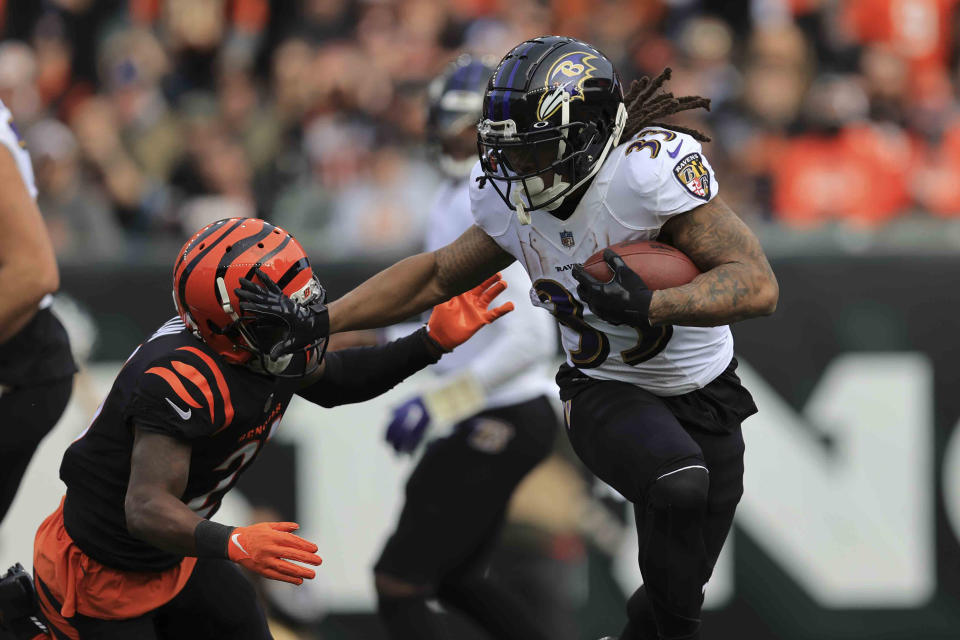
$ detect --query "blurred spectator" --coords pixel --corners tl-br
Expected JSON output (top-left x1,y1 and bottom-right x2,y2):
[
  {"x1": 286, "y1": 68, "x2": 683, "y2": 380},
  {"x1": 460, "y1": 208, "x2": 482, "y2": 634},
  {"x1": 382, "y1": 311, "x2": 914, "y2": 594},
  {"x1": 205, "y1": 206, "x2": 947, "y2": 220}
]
[
  {"x1": 98, "y1": 27, "x2": 182, "y2": 180},
  {"x1": 27, "y1": 118, "x2": 125, "y2": 259},
  {"x1": 842, "y1": 0, "x2": 957, "y2": 78},
  {"x1": 771, "y1": 75, "x2": 915, "y2": 226},
  {"x1": 0, "y1": 41, "x2": 41, "y2": 124}
]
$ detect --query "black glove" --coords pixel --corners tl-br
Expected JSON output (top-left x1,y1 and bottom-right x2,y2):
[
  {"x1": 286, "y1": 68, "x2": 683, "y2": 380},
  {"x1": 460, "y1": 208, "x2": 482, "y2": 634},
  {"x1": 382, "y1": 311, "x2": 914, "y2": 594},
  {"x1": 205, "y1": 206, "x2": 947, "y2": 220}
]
[
  {"x1": 235, "y1": 269, "x2": 329, "y2": 359},
  {"x1": 571, "y1": 249, "x2": 653, "y2": 327}
]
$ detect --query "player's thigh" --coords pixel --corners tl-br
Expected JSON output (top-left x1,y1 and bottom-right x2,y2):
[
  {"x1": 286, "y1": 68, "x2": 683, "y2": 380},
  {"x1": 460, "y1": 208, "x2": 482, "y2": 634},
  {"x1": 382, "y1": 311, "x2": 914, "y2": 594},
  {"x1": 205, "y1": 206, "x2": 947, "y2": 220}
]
[
  {"x1": 0, "y1": 376, "x2": 72, "y2": 451},
  {"x1": 688, "y1": 423, "x2": 745, "y2": 509},
  {"x1": 564, "y1": 379, "x2": 704, "y2": 503},
  {"x1": 687, "y1": 423, "x2": 745, "y2": 567},
  {"x1": 376, "y1": 397, "x2": 556, "y2": 585},
  {"x1": 66, "y1": 611, "x2": 158, "y2": 640},
  {"x1": 156, "y1": 559, "x2": 270, "y2": 640}
]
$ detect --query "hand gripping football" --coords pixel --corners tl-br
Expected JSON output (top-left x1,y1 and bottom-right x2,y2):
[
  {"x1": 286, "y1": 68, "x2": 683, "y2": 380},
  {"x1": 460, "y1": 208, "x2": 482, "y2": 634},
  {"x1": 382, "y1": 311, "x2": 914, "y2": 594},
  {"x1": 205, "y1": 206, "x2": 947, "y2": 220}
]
[{"x1": 581, "y1": 240, "x2": 700, "y2": 290}]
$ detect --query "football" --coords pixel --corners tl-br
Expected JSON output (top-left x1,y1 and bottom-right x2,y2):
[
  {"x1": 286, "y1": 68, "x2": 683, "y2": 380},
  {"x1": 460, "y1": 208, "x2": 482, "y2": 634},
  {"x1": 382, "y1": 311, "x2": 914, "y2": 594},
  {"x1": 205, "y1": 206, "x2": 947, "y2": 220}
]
[{"x1": 581, "y1": 240, "x2": 701, "y2": 290}]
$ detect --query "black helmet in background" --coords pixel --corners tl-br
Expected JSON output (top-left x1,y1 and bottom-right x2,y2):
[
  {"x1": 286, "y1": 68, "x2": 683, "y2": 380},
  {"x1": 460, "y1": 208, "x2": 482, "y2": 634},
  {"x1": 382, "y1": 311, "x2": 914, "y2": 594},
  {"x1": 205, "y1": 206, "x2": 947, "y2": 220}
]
[{"x1": 427, "y1": 54, "x2": 499, "y2": 179}]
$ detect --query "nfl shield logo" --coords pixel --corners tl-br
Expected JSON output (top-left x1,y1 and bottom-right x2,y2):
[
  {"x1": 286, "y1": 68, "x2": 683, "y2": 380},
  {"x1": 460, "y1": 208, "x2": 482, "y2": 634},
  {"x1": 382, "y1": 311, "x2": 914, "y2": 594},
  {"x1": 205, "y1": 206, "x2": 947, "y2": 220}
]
[{"x1": 560, "y1": 230, "x2": 575, "y2": 248}]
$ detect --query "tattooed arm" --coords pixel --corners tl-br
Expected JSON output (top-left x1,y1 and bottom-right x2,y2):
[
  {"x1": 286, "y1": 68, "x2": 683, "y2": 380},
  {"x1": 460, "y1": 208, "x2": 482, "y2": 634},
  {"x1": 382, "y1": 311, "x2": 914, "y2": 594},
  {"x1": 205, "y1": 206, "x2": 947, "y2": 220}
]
[
  {"x1": 327, "y1": 225, "x2": 515, "y2": 333},
  {"x1": 649, "y1": 197, "x2": 778, "y2": 327}
]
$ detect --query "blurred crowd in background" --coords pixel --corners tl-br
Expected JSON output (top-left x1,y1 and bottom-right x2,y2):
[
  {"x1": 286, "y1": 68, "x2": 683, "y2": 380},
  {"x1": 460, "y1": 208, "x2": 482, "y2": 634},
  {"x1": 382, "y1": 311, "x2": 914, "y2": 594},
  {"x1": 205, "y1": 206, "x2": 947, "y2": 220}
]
[{"x1": 3, "y1": 0, "x2": 960, "y2": 261}]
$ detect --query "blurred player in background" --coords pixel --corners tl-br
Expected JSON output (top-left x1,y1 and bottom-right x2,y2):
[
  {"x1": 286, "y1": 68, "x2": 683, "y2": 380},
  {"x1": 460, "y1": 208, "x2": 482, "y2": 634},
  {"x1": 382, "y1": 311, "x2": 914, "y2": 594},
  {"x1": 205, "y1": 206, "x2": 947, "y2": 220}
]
[
  {"x1": 370, "y1": 56, "x2": 561, "y2": 640},
  {"x1": 301, "y1": 36, "x2": 778, "y2": 640},
  {"x1": 12, "y1": 218, "x2": 511, "y2": 640},
  {"x1": 0, "y1": 98, "x2": 75, "y2": 526}
]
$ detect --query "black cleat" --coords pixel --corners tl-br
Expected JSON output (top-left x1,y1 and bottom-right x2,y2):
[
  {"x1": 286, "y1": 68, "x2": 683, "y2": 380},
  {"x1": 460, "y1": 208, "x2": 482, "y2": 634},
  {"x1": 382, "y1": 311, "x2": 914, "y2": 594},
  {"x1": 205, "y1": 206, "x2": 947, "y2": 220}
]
[{"x1": 0, "y1": 564, "x2": 48, "y2": 639}]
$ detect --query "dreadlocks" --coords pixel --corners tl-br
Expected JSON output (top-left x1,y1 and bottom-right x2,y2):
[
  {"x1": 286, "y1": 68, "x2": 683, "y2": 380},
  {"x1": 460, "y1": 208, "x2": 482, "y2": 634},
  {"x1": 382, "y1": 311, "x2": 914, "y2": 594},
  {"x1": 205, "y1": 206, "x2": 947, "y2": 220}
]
[{"x1": 621, "y1": 68, "x2": 712, "y2": 142}]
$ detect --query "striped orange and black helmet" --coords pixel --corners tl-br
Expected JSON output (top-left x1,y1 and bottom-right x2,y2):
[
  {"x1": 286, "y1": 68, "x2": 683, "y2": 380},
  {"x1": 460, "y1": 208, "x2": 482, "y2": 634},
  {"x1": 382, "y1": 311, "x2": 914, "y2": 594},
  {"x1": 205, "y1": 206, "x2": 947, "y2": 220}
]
[{"x1": 172, "y1": 218, "x2": 323, "y2": 368}]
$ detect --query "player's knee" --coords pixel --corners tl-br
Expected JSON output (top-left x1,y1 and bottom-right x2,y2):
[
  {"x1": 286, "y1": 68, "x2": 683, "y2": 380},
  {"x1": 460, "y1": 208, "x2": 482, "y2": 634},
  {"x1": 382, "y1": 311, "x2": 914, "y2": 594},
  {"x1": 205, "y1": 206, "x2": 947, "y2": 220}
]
[
  {"x1": 648, "y1": 466, "x2": 709, "y2": 512},
  {"x1": 375, "y1": 572, "x2": 433, "y2": 599},
  {"x1": 625, "y1": 585, "x2": 656, "y2": 624}
]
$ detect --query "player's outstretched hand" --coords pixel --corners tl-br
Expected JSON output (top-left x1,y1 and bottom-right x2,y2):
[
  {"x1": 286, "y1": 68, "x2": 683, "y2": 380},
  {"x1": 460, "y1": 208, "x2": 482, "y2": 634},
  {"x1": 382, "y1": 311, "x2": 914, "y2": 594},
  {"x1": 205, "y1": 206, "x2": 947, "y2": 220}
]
[
  {"x1": 426, "y1": 273, "x2": 514, "y2": 352},
  {"x1": 227, "y1": 521, "x2": 323, "y2": 585},
  {"x1": 572, "y1": 249, "x2": 653, "y2": 326},
  {"x1": 235, "y1": 269, "x2": 329, "y2": 359}
]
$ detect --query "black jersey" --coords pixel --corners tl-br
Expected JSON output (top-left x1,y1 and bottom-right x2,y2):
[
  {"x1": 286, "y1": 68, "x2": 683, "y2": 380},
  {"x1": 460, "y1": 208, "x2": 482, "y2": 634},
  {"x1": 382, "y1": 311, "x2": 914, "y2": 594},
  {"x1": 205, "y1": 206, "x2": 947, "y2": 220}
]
[
  {"x1": 60, "y1": 318, "x2": 300, "y2": 572},
  {"x1": 0, "y1": 305, "x2": 76, "y2": 386}
]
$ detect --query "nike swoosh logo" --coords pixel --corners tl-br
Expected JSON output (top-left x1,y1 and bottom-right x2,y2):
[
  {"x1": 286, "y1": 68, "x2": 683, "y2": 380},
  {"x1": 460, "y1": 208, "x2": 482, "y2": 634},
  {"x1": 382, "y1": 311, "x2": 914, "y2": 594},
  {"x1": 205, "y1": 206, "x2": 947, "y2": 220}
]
[
  {"x1": 667, "y1": 141, "x2": 683, "y2": 158},
  {"x1": 165, "y1": 397, "x2": 191, "y2": 420},
  {"x1": 231, "y1": 533, "x2": 248, "y2": 556}
]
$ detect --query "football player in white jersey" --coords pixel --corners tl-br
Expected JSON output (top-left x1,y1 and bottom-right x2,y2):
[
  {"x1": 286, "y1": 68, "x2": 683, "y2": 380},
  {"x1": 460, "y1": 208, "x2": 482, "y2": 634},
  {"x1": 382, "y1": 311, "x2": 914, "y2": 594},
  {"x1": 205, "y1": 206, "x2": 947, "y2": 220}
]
[
  {"x1": 281, "y1": 36, "x2": 778, "y2": 640},
  {"x1": 0, "y1": 99, "x2": 76, "y2": 526},
  {"x1": 369, "y1": 57, "x2": 561, "y2": 640}
]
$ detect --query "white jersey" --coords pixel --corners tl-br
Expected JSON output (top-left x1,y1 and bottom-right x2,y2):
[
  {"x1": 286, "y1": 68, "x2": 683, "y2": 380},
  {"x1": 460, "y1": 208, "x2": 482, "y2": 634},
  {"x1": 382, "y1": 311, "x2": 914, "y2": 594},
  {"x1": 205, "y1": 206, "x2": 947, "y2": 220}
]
[
  {"x1": 0, "y1": 99, "x2": 49, "y2": 310},
  {"x1": 470, "y1": 130, "x2": 733, "y2": 396},
  {"x1": 0, "y1": 100, "x2": 37, "y2": 199},
  {"x1": 388, "y1": 178, "x2": 558, "y2": 409}
]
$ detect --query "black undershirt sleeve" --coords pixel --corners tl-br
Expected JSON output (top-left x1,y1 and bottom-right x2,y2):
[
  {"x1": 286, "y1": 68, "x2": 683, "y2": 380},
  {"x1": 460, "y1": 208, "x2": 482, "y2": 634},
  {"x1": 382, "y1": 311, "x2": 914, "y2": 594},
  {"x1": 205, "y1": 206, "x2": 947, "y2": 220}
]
[{"x1": 297, "y1": 327, "x2": 442, "y2": 408}]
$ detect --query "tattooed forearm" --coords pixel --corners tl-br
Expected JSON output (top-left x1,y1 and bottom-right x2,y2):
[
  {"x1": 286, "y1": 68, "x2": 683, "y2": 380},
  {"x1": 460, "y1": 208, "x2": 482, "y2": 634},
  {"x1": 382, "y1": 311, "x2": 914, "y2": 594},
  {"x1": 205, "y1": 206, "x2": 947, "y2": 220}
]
[
  {"x1": 435, "y1": 225, "x2": 515, "y2": 297},
  {"x1": 648, "y1": 197, "x2": 778, "y2": 327},
  {"x1": 328, "y1": 226, "x2": 513, "y2": 333}
]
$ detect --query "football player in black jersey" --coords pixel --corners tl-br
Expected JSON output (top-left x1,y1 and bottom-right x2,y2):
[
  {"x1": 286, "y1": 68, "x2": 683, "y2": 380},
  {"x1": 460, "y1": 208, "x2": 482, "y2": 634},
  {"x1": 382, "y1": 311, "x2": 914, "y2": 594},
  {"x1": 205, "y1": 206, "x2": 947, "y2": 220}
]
[
  {"x1": 0, "y1": 108, "x2": 76, "y2": 527},
  {"x1": 23, "y1": 217, "x2": 512, "y2": 640}
]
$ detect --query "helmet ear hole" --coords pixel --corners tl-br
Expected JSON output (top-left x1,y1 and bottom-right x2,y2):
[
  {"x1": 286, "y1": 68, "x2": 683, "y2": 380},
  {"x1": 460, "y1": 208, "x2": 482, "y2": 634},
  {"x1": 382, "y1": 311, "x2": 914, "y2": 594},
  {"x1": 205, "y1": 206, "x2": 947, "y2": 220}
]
[{"x1": 206, "y1": 319, "x2": 224, "y2": 335}]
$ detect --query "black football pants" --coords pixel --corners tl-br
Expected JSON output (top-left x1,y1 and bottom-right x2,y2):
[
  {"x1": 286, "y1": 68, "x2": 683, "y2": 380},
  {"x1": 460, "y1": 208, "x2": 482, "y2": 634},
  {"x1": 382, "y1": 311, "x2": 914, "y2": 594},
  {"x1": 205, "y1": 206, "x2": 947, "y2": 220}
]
[
  {"x1": 37, "y1": 558, "x2": 271, "y2": 640},
  {"x1": 559, "y1": 361, "x2": 753, "y2": 640},
  {"x1": 374, "y1": 395, "x2": 558, "y2": 640},
  {"x1": 0, "y1": 376, "x2": 73, "y2": 524}
]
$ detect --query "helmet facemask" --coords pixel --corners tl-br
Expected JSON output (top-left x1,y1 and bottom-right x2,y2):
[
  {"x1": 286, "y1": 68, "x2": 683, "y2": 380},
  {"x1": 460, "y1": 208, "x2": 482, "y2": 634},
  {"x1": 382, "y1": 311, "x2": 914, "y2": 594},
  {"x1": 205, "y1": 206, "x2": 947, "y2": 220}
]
[
  {"x1": 478, "y1": 93, "x2": 626, "y2": 224},
  {"x1": 221, "y1": 273, "x2": 329, "y2": 379}
]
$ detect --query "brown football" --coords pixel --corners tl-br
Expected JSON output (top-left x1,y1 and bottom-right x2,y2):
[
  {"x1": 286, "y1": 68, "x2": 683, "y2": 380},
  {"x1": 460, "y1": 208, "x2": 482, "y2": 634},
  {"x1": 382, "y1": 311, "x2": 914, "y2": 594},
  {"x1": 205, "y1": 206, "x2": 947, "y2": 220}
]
[{"x1": 581, "y1": 240, "x2": 700, "y2": 290}]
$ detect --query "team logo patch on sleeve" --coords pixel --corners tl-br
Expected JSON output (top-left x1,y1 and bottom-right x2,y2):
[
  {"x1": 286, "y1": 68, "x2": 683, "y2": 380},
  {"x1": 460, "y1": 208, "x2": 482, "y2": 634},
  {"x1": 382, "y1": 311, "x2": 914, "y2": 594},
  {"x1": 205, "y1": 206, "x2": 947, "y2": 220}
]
[{"x1": 672, "y1": 152, "x2": 711, "y2": 201}]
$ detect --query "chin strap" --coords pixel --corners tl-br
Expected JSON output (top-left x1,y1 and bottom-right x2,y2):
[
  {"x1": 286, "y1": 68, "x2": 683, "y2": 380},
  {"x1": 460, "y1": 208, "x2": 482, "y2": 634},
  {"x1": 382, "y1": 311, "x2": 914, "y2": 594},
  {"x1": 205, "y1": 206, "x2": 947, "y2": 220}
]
[{"x1": 511, "y1": 191, "x2": 532, "y2": 225}]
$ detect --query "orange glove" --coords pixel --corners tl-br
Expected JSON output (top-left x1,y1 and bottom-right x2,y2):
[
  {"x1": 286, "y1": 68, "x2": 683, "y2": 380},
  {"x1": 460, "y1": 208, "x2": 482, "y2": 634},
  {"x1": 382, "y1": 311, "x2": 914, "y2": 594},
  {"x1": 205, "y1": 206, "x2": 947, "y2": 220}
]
[
  {"x1": 227, "y1": 522, "x2": 323, "y2": 585},
  {"x1": 427, "y1": 273, "x2": 515, "y2": 351}
]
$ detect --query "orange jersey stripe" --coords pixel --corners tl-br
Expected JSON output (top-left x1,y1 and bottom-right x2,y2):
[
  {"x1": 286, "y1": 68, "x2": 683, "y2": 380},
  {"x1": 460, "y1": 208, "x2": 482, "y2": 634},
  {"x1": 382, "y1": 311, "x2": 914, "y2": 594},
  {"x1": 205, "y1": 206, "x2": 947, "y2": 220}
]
[
  {"x1": 177, "y1": 346, "x2": 234, "y2": 431},
  {"x1": 171, "y1": 361, "x2": 216, "y2": 423},
  {"x1": 145, "y1": 367, "x2": 202, "y2": 409}
]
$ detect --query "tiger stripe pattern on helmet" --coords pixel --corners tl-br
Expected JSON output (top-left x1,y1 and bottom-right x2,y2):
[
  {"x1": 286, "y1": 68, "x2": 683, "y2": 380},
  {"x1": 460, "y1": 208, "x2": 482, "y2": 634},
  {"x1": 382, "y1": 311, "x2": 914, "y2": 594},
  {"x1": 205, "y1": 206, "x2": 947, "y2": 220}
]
[{"x1": 172, "y1": 218, "x2": 316, "y2": 366}]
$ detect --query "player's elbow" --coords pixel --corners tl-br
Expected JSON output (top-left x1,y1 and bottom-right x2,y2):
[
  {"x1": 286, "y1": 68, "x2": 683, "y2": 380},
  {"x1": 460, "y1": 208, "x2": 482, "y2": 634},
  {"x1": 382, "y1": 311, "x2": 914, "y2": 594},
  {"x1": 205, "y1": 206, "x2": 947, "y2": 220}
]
[
  {"x1": 3, "y1": 252, "x2": 59, "y2": 303},
  {"x1": 752, "y1": 275, "x2": 779, "y2": 317},
  {"x1": 33, "y1": 259, "x2": 59, "y2": 297},
  {"x1": 124, "y1": 489, "x2": 155, "y2": 540}
]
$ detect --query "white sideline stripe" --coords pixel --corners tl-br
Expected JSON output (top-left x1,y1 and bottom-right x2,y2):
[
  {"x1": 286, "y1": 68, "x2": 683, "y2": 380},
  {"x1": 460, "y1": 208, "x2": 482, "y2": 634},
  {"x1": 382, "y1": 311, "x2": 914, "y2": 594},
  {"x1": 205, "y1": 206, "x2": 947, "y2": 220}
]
[{"x1": 656, "y1": 465, "x2": 709, "y2": 481}]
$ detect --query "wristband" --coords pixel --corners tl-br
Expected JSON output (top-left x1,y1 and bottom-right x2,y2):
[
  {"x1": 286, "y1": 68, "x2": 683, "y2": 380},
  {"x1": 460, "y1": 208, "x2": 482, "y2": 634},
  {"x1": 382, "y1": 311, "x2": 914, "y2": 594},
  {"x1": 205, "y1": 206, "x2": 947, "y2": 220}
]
[
  {"x1": 194, "y1": 519, "x2": 234, "y2": 558},
  {"x1": 418, "y1": 326, "x2": 448, "y2": 358}
]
